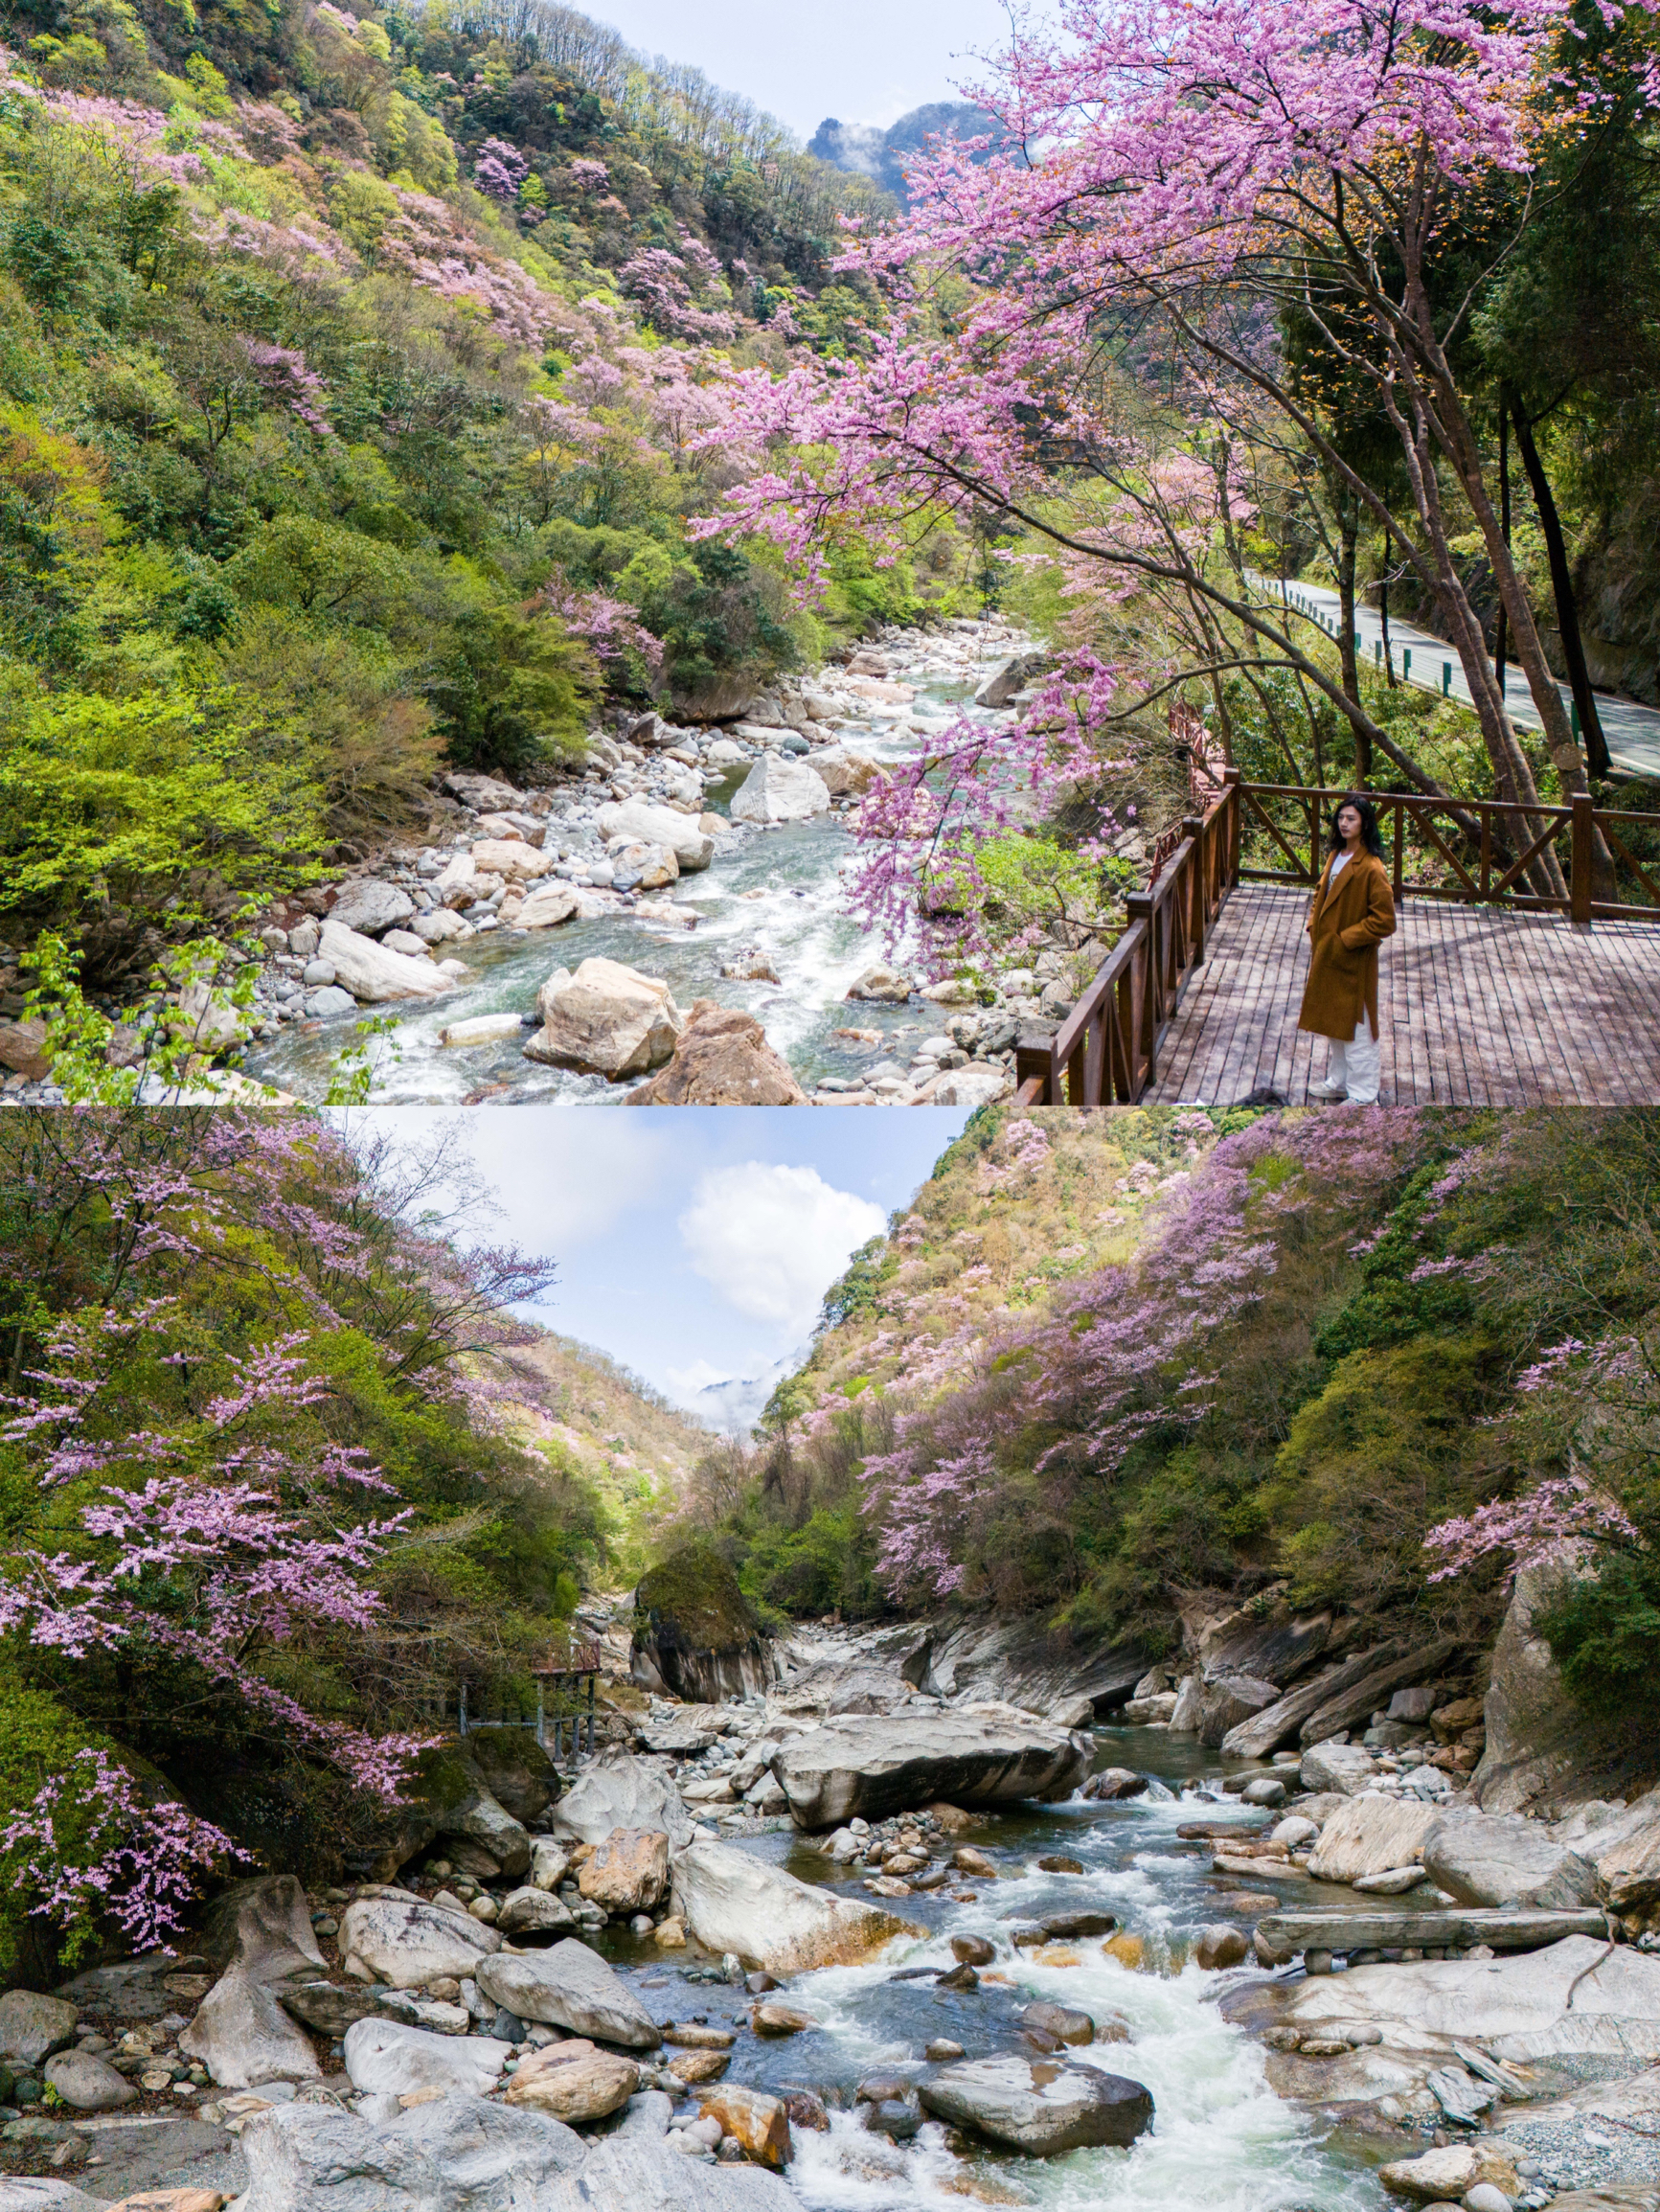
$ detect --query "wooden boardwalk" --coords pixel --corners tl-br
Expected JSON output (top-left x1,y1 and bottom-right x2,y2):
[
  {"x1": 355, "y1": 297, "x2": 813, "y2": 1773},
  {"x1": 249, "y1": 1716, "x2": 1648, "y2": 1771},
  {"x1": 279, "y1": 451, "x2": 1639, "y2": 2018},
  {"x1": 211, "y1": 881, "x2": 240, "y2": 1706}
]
[{"x1": 1147, "y1": 884, "x2": 1660, "y2": 1106}]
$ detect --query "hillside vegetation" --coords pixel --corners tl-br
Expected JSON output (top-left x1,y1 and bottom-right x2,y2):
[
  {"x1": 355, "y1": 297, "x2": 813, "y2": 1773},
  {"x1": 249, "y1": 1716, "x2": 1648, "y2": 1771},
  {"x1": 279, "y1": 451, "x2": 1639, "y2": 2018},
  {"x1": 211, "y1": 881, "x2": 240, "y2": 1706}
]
[
  {"x1": 700, "y1": 1106, "x2": 1660, "y2": 1780},
  {"x1": 0, "y1": 1106, "x2": 690, "y2": 1976},
  {"x1": 0, "y1": 0, "x2": 978, "y2": 1006}
]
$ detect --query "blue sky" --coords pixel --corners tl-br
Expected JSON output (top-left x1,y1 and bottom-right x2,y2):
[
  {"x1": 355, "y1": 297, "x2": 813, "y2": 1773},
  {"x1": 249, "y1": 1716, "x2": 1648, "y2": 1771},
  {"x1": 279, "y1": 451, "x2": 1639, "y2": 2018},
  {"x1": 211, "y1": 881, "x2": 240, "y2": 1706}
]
[
  {"x1": 587, "y1": 0, "x2": 1025, "y2": 138},
  {"x1": 356, "y1": 1109, "x2": 968, "y2": 1416}
]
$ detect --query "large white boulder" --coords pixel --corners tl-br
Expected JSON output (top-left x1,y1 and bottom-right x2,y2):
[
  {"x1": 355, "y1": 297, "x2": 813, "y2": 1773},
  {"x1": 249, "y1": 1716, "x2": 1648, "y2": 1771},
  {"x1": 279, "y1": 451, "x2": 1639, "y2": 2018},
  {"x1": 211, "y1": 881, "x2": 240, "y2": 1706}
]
[
  {"x1": 1554, "y1": 1782, "x2": 1660, "y2": 1918},
  {"x1": 343, "y1": 2018, "x2": 512, "y2": 2099},
  {"x1": 594, "y1": 800, "x2": 714, "y2": 872},
  {"x1": 474, "y1": 1939, "x2": 661, "y2": 2050},
  {"x1": 1277, "y1": 1933, "x2": 1660, "y2": 2064},
  {"x1": 318, "y1": 921, "x2": 452, "y2": 1004},
  {"x1": 179, "y1": 1964, "x2": 323, "y2": 2088},
  {"x1": 729, "y1": 755, "x2": 831, "y2": 824},
  {"x1": 1307, "y1": 1795, "x2": 1443, "y2": 1884},
  {"x1": 236, "y1": 2094, "x2": 585, "y2": 2212},
  {"x1": 671, "y1": 1836, "x2": 912, "y2": 1973},
  {"x1": 337, "y1": 1895, "x2": 501, "y2": 1989},
  {"x1": 523, "y1": 959, "x2": 684, "y2": 1080},
  {"x1": 773, "y1": 1710, "x2": 1091, "y2": 1829},
  {"x1": 1421, "y1": 1809, "x2": 1599, "y2": 1910},
  {"x1": 550, "y1": 1752, "x2": 694, "y2": 1850}
]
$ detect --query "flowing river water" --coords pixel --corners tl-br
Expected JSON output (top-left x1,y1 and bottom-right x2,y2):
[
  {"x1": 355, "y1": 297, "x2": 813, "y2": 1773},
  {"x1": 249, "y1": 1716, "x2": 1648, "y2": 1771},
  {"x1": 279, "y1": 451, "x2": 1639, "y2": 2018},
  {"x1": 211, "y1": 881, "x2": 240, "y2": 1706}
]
[
  {"x1": 243, "y1": 638, "x2": 1028, "y2": 1106},
  {"x1": 605, "y1": 1727, "x2": 1389, "y2": 2212}
]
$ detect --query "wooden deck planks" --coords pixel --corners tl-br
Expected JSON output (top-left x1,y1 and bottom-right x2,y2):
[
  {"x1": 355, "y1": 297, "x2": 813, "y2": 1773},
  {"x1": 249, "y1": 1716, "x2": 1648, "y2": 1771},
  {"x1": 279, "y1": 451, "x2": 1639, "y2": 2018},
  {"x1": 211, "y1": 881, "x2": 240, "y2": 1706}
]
[{"x1": 1146, "y1": 885, "x2": 1660, "y2": 1106}]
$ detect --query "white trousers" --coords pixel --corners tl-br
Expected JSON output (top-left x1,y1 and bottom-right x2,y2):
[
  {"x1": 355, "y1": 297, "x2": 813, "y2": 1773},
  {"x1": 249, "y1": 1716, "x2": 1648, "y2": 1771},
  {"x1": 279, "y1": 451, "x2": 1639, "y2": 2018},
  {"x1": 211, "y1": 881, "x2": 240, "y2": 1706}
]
[{"x1": 1326, "y1": 1018, "x2": 1381, "y2": 1105}]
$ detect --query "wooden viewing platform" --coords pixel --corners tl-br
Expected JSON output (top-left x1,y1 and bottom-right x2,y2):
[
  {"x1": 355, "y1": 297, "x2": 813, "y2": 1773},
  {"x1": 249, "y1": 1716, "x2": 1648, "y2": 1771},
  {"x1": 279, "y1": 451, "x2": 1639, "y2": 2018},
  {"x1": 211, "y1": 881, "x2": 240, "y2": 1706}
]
[{"x1": 1015, "y1": 770, "x2": 1660, "y2": 1107}]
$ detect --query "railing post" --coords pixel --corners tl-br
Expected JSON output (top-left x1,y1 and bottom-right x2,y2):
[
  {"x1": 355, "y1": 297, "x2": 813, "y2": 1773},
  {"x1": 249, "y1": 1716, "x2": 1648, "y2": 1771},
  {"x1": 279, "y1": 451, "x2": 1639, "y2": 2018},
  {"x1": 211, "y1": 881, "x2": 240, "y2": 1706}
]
[
  {"x1": 1182, "y1": 816, "x2": 1205, "y2": 964},
  {"x1": 1223, "y1": 767, "x2": 1241, "y2": 888},
  {"x1": 1393, "y1": 799, "x2": 1404, "y2": 902},
  {"x1": 458, "y1": 1680, "x2": 467, "y2": 1739},
  {"x1": 1015, "y1": 1032, "x2": 1057, "y2": 1103},
  {"x1": 534, "y1": 1682, "x2": 545, "y2": 1750},
  {"x1": 1570, "y1": 794, "x2": 1594, "y2": 926},
  {"x1": 1126, "y1": 892, "x2": 1156, "y2": 1089}
]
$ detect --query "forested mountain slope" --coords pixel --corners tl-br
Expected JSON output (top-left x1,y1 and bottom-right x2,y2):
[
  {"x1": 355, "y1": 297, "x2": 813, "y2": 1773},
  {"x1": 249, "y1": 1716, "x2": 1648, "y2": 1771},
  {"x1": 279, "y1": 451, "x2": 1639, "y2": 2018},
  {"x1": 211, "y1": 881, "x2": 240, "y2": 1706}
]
[
  {"x1": 708, "y1": 1106, "x2": 1660, "y2": 1788},
  {"x1": 0, "y1": 0, "x2": 943, "y2": 1000},
  {"x1": 0, "y1": 1107, "x2": 689, "y2": 1975}
]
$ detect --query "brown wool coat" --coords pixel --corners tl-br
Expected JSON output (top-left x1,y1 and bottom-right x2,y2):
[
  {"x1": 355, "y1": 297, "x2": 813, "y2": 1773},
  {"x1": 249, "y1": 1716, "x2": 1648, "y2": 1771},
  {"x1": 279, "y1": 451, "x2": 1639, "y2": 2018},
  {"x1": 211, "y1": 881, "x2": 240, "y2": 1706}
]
[{"x1": 1297, "y1": 849, "x2": 1397, "y2": 1042}]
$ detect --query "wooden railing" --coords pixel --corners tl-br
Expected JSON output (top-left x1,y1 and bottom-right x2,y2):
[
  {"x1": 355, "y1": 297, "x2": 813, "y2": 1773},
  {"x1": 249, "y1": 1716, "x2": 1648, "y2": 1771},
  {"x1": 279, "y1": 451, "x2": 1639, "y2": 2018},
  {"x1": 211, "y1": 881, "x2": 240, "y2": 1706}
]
[
  {"x1": 1237, "y1": 784, "x2": 1660, "y2": 925},
  {"x1": 1014, "y1": 775, "x2": 1240, "y2": 1106},
  {"x1": 1013, "y1": 769, "x2": 1660, "y2": 1106}
]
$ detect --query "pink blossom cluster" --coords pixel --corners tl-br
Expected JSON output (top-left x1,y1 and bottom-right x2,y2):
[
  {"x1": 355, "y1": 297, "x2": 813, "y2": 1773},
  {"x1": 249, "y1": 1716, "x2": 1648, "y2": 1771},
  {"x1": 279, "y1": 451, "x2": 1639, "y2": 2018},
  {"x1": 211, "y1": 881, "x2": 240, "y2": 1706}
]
[
  {"x1": 619, "y1": 235, "x2": 738, "y2": 342},
  {"x1": 474, "y1": 136, "x2": 530, "y2": 202},
  {"x1": 241, "y1": 337, "x2": 332, "y2": 436},
  {"x1": 2, "y1": 1750, "x2": 247, "y2": 1952},
  {"x1": 1424, "y1": 1477, "x2": 1639, "y2": 1585},
  {"x1": 539, "y1": 579, "x2": 665, "y2": 674}
]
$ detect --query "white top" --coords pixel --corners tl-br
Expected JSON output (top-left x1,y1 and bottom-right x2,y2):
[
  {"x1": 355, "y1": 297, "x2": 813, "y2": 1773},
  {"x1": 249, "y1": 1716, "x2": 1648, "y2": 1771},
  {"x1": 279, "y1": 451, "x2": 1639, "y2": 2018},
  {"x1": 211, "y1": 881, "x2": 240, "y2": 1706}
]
[{"x1": 1329, "y1": 852, "x2": 1352, "y2": 882}]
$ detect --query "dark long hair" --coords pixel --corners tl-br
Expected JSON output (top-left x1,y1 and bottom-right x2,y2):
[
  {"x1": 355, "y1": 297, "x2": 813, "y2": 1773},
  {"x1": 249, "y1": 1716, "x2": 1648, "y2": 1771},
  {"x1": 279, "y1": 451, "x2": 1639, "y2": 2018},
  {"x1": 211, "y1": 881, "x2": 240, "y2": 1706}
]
[{"x1": 1329, "y1": 791, "x2": 1384, "y2": 858}]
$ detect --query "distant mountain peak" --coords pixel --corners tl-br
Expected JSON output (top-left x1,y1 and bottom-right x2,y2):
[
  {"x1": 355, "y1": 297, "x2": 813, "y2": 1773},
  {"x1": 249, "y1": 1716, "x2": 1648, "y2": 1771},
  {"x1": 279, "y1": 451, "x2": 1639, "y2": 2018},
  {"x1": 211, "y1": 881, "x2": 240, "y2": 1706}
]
[{"x1": 808, "y1": 102, "x2": 996, "y2": 203}]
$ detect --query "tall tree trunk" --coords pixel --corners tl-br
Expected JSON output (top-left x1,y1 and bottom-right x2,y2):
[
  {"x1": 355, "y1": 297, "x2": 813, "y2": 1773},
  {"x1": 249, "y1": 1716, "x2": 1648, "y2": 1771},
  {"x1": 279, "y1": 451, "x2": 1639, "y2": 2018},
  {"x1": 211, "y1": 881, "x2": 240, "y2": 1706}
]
[
  {"x1": 1335, "y1": 495, "x2": 1371, "y2": 781},
  {"x1": 1494, "y1": 406, "x2": 1510, "y2": 706},
  {"x1": 1507, "y1": 395, "x2": 1613, "y2": 781}
]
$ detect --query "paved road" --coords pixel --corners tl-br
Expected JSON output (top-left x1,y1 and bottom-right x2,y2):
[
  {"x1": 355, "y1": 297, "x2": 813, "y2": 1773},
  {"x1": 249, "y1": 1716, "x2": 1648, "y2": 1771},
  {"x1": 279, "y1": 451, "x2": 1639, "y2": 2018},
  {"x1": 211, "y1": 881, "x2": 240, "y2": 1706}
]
[{"x1": 1254, "y1": 574, "x2": 1660, "y2": 782}]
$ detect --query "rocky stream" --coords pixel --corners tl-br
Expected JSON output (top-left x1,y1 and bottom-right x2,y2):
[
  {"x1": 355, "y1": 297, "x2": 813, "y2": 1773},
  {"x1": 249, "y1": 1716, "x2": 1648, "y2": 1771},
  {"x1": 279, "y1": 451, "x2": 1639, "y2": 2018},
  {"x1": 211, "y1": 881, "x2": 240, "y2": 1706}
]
[
  {"x1": 7, "y1": 1607, "x2": 1657, "y2": 2212},
  {"x1": 220, "y1": 619, "x2": 1080, "y2": 1107}
]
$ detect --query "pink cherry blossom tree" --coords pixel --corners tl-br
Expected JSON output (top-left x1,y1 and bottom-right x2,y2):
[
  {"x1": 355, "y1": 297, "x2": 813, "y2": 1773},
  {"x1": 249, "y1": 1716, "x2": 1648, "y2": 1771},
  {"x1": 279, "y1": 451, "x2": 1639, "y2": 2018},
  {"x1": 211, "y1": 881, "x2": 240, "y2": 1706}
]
[{"x1": 695, "y1": 0, "x2": 1656, "y2": 890}]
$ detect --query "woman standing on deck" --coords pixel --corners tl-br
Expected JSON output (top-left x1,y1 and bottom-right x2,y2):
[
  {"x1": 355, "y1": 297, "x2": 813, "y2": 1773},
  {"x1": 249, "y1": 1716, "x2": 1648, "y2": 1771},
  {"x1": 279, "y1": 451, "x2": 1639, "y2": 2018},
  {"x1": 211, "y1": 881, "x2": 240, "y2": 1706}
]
[{"x1": 1299, "y1": 794, "x2": 1397, "y2": 1104}]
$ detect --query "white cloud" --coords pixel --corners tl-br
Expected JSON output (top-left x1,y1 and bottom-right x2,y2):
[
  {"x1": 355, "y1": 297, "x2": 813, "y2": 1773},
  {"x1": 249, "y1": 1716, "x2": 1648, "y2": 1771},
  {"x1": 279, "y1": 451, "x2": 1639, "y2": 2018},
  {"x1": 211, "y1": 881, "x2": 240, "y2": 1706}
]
[
  {"x1": 677, "y1": 1163, "x2": 887, "y2": 1338},
  {"x1": 664, "y1": 1358, "x2": 734, "y2": 1399},
  {"x1": 419, "y1": 1112, "x2": 672, "y2": 1249}
]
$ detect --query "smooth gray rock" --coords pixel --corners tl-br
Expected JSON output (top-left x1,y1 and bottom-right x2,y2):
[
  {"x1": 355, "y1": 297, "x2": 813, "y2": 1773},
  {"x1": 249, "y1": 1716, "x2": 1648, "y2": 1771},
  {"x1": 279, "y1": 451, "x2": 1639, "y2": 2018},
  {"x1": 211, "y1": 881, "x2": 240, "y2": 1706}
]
[
  {"x1": 1168, "y1": 1675, "x2": 1204, "y2": 1733},
  {"x1": 772, "y1": 1712, "x2": 1091, "y2": 1829},
  {"x1": 54, "y1": 1950, "x2": 205, "y2": 2024},
  {"x1": 728, "y1": 755, "x2": 831, "y2": 824},
  {"x1": 277, "y1": 1981, "x2": 392, "y2": 2039},
  {"x1": 1473, "y1": 1552, "x2": 1599, "y2": 1812},
  {"x1": 438, "y1": 1787, "x2": 531, "y2": 1881},
  {"x1": 495, "y1": 1887, "x2": 577, "y2": 1937},
  {"x1": 474, "y1": 1940, "x2": 662, "y2": 2050},
  {"x1": 0, "y1": 1991, "x2": 79, "y2": 2065},
  {"x1": 918, "y1": 2055, "x2": 1154, "y2": 2155},
  {"x1": 342, "y1": 2018, "x2": 512, "y2": 2098},
  {"x1": 1299, "y1": 1741, "x2": 1378, "y2": 1796},
  {"x1": 318, "y1": 921, "x2": 451, "y2": 1005},
  {"x1": 0, "y1": 2184, "x2": 101, "y2": 2212},
  {"x1": 179, "y1": 1964, "x2": 322, "y2": 2088},
  {"x1": 1423, "y1": 1810, "x2": 1600, "y2": 1910},
  {"x1": 1197, "y1": 1674, "x2": 1280, "y2": 1748},
  {"x1": 1294, "y1": 1639, "x2": 1461, "y2": 1746},
  {"x1": 41, "y1": 2049, "x2": 137, "y2": 2111},
  {"x1": 328, "y1": 881, "x2": 417, "y2": 938},
  {"x1": 198, "y1": 1874, "x2": 327, "y2": 1983},
  {"x1": 1219, "y1": 1645, "x2": 1403, "y2": 1759},
  {"x1": 237, "y1": 2093, "x2": 584, "y2": 2212},
  {"x1": 337, "y1": 1897, "x2": 501, "y2": 1990},
  {"x1": 537, "y1": 2135, "x2": 794, "y2": 2211}
]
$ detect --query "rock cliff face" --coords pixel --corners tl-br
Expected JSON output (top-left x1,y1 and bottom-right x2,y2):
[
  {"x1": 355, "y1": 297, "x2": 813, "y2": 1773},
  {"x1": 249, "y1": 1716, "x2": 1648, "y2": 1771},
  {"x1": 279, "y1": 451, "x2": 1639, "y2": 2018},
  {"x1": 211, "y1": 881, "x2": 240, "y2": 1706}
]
[{"x1": 631, "y1": 1545, "x2": 779, "y2": 1703}]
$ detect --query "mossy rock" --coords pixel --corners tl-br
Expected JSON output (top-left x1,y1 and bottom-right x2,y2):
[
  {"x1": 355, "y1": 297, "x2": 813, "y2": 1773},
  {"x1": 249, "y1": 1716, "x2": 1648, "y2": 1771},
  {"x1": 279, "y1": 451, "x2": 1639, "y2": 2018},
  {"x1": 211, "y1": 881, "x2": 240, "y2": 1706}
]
[
  {"x1": 632, "y1": 1544, "x2": 773, "y2": 1702},
  {"x1": 465, "y1": 1728, "x2": 560, "y2": 1825}
]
